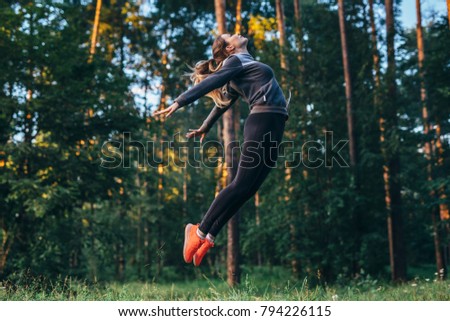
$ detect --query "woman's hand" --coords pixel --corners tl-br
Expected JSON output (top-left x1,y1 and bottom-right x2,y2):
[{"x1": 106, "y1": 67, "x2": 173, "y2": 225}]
[
  {"x1": 152, "y1": 102, "x2": 180, "y2": 119},
  {"x1": 186, "y1": 126, "x2": 209, "y2": 143}
]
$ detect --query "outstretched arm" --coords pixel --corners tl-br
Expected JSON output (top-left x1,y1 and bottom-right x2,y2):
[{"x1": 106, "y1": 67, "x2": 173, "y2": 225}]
[
  {"x1": 153, "y1": 55, "x2": 242, "y2": 119},
  {"x1": 175, "y1": 55, "x2": 243, "y2": 108},
  {"x1": 186, "y1": 94, "x2": 239, "y2": 143},
  {"x1": 201, "y1": 95, "x2": 239, "y2": 132}
]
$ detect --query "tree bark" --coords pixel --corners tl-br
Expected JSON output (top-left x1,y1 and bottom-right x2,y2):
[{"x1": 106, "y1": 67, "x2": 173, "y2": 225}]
[
  {"x1": 447, "y1": 0, "x2": 450, "y2": 29},
  {"x1": 225, "y1": 110, "x2": 240, "y2": 286},
  {"x1": 117, "y1": 209, "x2": 126, "y2": 282},
  {"x1": 384, "y1": 0, "x2": 407, "y2": 282},
  {"x1": 338, "y1": 0, "x2": 362, "y2": 276},
  {"x1": 24, "y1": 11, "x2": 35, "y2": 174},
  {"x1": 435, "y1": 123, "x2": 449, "y2": 222},
  {"x1": 286, "y1": 0, "x2": 309, "y2": 277},
  {"x1": 294, "y1": 0, "x2": 304, "y2": 78},
  {"x1": 294, "y1": 0, "x2": 301, "y2": 27},
  {"x1": 235, "y1": 0, "x2": 242, "y2": 35},
  {"x1": 369, "y1": 0, "x2": 397, "y2": 282},
  {"x1": 143, "y1": 217, "x2": 150, "y2": 277},
  {"x1": 368, "y1": 0, "x2": 381, "y2": 96},
  {"x1": 215, "y1": 0, "x2": 241, "y2": 286},
  {"x1": 135, "y1": 173, "x2": 142, "y2": 279},
  {"x1": 254, "y1": 191, "x2": 262, "y2": 266},
  {"x1": 89, "y1": 0, "x2": 102, "y2": 62},
  {"x1": 338, "y1": 0, "x2": 356, "y2": 168},
  {"x1": 294, "y1": 0, "x2": 310, "y2": 237},
  {"x1": 435, "y1": 121, "x2": 449, "y2": 277},
  {"x1": 416, "y1": 0, "x2": 446, "y2": 280},
  {"x1": 276, "y1": 0, "x2": 289, "y2": 81},
  {"x1": 215, "y1": 0, "x2": 226, "y2": 35},
  {"x1": 0, "y1": 224, "x2": 13, "y2": 278},
  {"x1": 215, "y1": 121, "x2": 225, "y2": 197}
]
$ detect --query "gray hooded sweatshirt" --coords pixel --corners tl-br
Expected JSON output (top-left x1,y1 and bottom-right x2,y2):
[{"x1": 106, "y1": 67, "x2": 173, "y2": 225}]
[{"x1": 174, "y1": 52, "x2": 290, "y2": 132}]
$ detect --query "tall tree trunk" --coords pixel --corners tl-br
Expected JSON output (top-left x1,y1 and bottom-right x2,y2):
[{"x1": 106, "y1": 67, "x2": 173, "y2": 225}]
[
  {"x1": 155, "y1": 160, "x2": 164, "y2": 278},
  {"x1": 215, "y1": 0, "x2": 241, "y2": 286},
  {"x1": 369, "y1": 1, "x2": 389, "y2": 270},
  {"x1": 368, "y1": 0, "x2": 381, "y2": 98},
  {"x1": 435, "y1": 121, "x2": 449, "y2": 276},
  {"x1": 89, "y1": 0, "x2": 102, "y2": 62},
  {"x1": 277, "y1": 0, "x2": 297, "y2": 276},
  {"x1": 215, "y1": 0, "x2": 227, "y2": 195},
  {"x1": 117, "y1": 207, "x2": 126, "y2": 282},
  {"x1": 143, "y1": 126, "x2": 152, "y2": 280},
  {"x1": 370, "y1": 0, "x2": 409, "y2": 282},
  {"x1": 276, "y1": 0, "x2": 289, "y2": 85},
  {"x1": 183, "y1": 166, "x2": 188, "y2": 218},
  {"x1": 447, "y1": 0, "x2": 450, "y2": 29},
  {"x1": 0, "y1": 222, "x2": 13, "y2": 278},
  {"x1": 285, "y1": 166, "x2": 298, "y2": 275},
  {"x1": 254, "y1": 192, "x2": 262, "y2": 266},
  {"x1": 154, "y1": 49, "x2": 169, "y2": 278},
  {"x1": 338, "y1": 0, "x2": 361, "y2": 277},
  {"x1": 215, "y1": 0, "x2": 226, "y2": 35},
  {"x1": 384, "y1": 0, "x2": 407, "y2": 282},
  {"x1": 226, "y1": 120, "x2": 241, "y2": 286},
  {"x1": 338, "y1": 0, "x2": 356, "y2": 168},
  {"x1": 88, "y1": 202, "x2": 97, "y2": 282},
  {"x1": 435, "y1": 123, "x2": 449, "y2": 221},
  {"x1": 136, "y1": 207, "x2": 142, "y2": 279},
  {"x1": 235, "y1": 0, "x2": 242, "y2": 34},
  {"x1": 143, "y1": 214, "x2": 150, "y2": 277},
  {"x1": 215, "y1": 121, "x2": 225, "y2": 196},
  {"x1": 282, "y1": 0, "x2": 307, "y2": 277},
  {"x1": 294, "y1": 0, "x2": 304, "y2": 81},
  {"x1": 116, "y1": 0, "x2": 126, "y2": 70},
  {"x1": 294, "y1": 1, "x2": 310, "y2": 277},
  {"x1": 294, "y1": 0, "x2": 301, "y2": 23},
  {"x1": 156, "y1": 132, "x2": 164, "y2": 279},
  {"x1": 369, "y1": 0, "x2": 392, "y2": 280},
  {"x1": 135, "y1": 171, "x2": 144, "y2": 279},
  {"x1": 294, "y1": 0, "x2": 307, "y2": 129},
  {"x1": 24, "y1": 10, "x2": 35, "y2": 171},
  {"x1": 416, "y1": 0, "x2": 446, "y2": 280}
]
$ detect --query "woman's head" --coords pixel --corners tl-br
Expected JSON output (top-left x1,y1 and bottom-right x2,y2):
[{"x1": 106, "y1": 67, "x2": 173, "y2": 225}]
[
  {"x1": 187, "y1": 33, "x2": 248, "y2": 107},
  {"x1": 212, "y1": 33, "x2": 248, "y2": 64}
]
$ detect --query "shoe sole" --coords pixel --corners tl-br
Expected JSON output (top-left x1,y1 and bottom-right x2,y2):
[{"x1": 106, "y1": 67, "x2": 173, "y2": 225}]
[
  {"x1": 183, "y1": 223, "x2": 193, "y2": 263},
  {"x1": 193, "y1": 243, "x2": 212, "y2": 267},
  {"x1": 193, "y1": 255, "x2": 201, "y2": 267}
]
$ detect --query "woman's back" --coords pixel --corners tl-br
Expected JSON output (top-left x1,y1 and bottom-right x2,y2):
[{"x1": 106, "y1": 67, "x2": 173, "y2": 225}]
[
  {"x1": 175, "y1": 52, "x2": 289, "y2": 119},
  {"x1": 224, "y1": 53, "x2": 288, "y2": 116}
]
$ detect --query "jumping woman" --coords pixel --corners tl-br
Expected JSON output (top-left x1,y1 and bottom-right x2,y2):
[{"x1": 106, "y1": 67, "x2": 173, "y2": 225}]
[{"x1": 152, "y1": 33, "x2": 289, "y2": 267}]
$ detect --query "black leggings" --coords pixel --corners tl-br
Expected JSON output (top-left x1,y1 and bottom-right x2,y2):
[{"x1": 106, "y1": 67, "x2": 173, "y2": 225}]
[{"x1": 199, "y1": 112, "x2": 287, "y2": 237}]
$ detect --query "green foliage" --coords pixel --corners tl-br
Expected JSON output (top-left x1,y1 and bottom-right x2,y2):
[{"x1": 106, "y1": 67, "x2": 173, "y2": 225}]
[
  {"x1": 1, "y1": 266, "x2": 449, "y2": 300},
  {"x1": 0, "y1": 0, "x2": 448, "y2": 287}
]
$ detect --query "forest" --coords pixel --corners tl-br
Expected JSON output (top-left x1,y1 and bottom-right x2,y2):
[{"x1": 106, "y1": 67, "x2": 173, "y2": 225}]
[{"x1": 0, "y1": 0, "x2": 449, "y2": 291}]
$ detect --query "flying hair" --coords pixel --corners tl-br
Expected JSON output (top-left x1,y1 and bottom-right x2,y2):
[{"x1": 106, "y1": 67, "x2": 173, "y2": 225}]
[{"x1": 184, "y1": 35, "x2": 234, "y2": 108}]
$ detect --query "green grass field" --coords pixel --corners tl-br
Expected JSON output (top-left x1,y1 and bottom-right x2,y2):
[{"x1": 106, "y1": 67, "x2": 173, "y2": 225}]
[{"x1": 1, "y1": 267, "x2": 449, "y2": 301}]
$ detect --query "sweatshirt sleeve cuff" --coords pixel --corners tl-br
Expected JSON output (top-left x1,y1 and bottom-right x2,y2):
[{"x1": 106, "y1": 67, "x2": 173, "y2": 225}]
[{"x1": 174, "y1": 95, "x2": 187, "y2": 108}]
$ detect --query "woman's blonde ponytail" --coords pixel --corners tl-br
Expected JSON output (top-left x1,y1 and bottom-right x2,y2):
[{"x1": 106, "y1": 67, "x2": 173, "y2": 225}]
[{"x1": 185, "y1": 36, "x2": 234, "y2": 108}]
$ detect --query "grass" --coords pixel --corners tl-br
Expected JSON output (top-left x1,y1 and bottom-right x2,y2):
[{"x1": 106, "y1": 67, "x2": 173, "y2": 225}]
[{"x1": 1, "y1": 267, "x2": 449, "y2": 301}]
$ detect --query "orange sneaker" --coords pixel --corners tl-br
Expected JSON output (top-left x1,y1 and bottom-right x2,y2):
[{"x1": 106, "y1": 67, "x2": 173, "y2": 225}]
[
  {"x1": 183, "y1": 223, "x2": 204, "y2": 263},
  {"x1": 193, "y1": 238, "x2": 214, "y2": 267}
]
